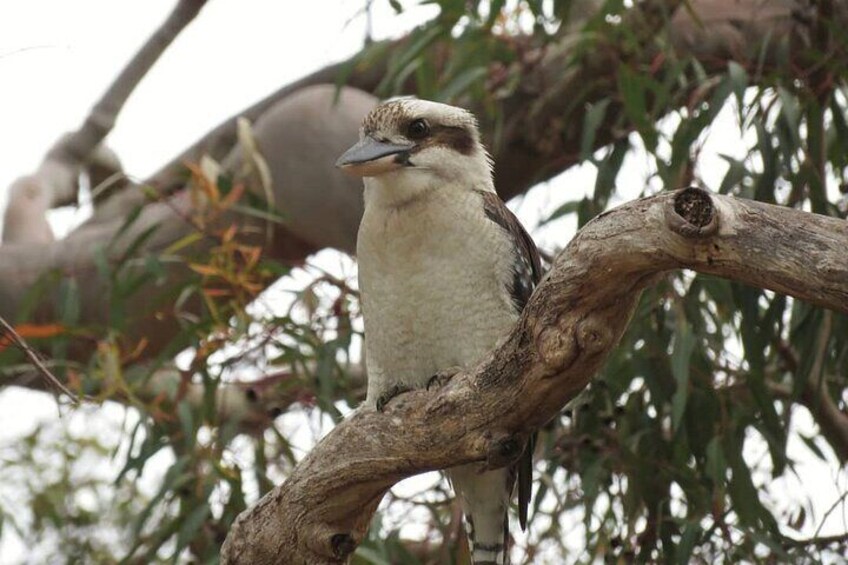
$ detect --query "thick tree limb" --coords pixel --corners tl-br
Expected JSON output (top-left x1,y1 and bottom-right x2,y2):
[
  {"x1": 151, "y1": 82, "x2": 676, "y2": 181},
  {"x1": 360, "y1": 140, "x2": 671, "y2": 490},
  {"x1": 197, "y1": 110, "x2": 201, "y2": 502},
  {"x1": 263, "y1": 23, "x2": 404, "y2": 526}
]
[
  {"x1": 220, "y1": 187, "x2": 848, "y2": 564},
  {"x1": 93, "y1": 0, "x2": 830, "y2": 221},
  {"x1": 0, "y1": 85, "x2": 373, "y2": 360},
  {"x1": 4, "y1": 1, "x2": 838, "y2": 363}
]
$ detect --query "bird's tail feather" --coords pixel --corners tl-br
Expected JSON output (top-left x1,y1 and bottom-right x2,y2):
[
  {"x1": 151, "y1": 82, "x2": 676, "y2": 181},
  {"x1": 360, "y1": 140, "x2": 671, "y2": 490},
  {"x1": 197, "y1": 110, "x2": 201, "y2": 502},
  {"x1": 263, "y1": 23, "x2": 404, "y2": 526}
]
[
  {"x1": 449, "y1": 465, "x2": 512, "y2": 565},
  {"x1": 465, "y1": 511, "x2": 509, "y2": 564}
]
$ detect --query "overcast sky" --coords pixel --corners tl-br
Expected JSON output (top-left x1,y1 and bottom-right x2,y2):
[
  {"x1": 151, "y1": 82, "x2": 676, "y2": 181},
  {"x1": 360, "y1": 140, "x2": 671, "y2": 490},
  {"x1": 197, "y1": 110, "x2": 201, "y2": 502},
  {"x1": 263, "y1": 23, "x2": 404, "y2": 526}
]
[{"x1": 1, "y1": 1, "x2": 845, "y2": 562}]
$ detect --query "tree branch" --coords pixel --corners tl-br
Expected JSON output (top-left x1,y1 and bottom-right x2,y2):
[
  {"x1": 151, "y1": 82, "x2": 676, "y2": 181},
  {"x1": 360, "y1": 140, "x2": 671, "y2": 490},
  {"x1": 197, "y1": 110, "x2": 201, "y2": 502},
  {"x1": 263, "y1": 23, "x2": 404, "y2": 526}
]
[
  {"x1": 4, "y1": 1, "x2": 840, "y2": 367},
  {"x1": 0, "y1": 315, "x2": 78, "y2": 402},
  {"x1": 2, "y1": 1, "x2": 208, "y2": 244},
  {"x1": 95, "y1": 0, "x2": 829, "y2": 220},
  {"x1": 2, "y1": 363, "x2": 365, "y2": 437},
  {"x1": 220, "y1": 187, "x2": 848, "y2": 564},
  {"x1": 48, "y1": 0, "x2": 209, "y2": 198}
]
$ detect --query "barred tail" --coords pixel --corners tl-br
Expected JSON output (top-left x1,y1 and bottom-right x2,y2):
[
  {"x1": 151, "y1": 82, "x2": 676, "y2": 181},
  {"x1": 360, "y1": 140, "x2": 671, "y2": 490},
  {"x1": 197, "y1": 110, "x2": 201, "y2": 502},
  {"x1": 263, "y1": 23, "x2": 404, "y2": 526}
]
[
  {"x1": 449, "y1": 466, "x2": 512, "y2": 565},
  {"x1": 465, "y1": 510, "x2": 509, "y2": 564}
]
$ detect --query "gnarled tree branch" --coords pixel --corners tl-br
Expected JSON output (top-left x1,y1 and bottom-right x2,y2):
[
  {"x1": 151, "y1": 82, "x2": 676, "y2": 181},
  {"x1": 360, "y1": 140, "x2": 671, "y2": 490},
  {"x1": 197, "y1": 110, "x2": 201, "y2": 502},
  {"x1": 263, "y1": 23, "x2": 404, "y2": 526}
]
[{"x1": 220, "y1": 187, "x2": 848, "y2": 564}]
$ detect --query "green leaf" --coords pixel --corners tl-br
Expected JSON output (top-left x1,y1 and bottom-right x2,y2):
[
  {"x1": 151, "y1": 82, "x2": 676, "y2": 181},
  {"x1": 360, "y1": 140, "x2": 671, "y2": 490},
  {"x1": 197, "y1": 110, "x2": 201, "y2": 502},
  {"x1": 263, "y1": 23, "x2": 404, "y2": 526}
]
[
  {"x1": 130, "y1": 455, "x2": 190, "y2": 539},
  {"x1": 799, "y1": 433, "x2": 826, "y2": 461},
  {"x1": 543, "y1": 198, "x2": 584, "y2": 223},
  {"x1": 717, "y1": 154, "x2": 748, "y2": 195},
  {"x1": 705, "y1": 436, "x2": 726, "y2": 484},
  {"x1": 437, "y1": 66, "x2": 488, "y2": 102},
  {"x1": 676, "y1": 522, "x2": 702, "y2": 564},
  {"x1": 108, "y1": 204, "x2": 145, "y2": 250},
  {"x1": 617, "y1": 66, "x2": 657, "y2": 150},
  {"x1": 16, "y1": 269, "x2": 62, "y2": 323},
  {"x1": 378, "y1": 24, "x2": 445, "y2": 95},
  {"x1": 174, "y1": 503, "x2": 211, "y2": 558},
  {"x1": 671, "y1": 321, "x2": 696, "y2": 432},
  {"x1": 178, "y1": 400, "x2": 195, "y2": 448},
  {"x1": 58, "y1": 277, "x2": 80, "y2": 327},
  {"x1": 580, "y1": 98, "x2": 611, "y2": 160},
  {"x1": 725, "y1": 434, "x2": 778, "y2": 534},
  {"x1": 114, "y1": 224, "x2": 160, "y2": 273},
  {"x1": 594, "y1": 139, "x2": 628, "y2": 209},
  {"x1": 228, "y1": 203, "x2": 285, "y2": 225},
  {"x1": 727, "y1": 61, "x2": 748, "y2": 107},
  {"x1": 727, "y1": 455, "x2": 760, "y2": 528},
  {"x1": 163, "y1": 232, "x2": 204, "y2": 256},
  {"x1": 777, "y1": 87, "x2": 801, "y2": 149}
]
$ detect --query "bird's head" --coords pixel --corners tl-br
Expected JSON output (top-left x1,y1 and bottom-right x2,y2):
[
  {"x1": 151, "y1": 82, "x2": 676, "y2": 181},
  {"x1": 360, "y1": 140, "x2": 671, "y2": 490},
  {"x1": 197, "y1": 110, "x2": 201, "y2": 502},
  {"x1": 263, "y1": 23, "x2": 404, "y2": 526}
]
[{"x1": 336, "y1": 99, "x2": 493, "y2": 203}]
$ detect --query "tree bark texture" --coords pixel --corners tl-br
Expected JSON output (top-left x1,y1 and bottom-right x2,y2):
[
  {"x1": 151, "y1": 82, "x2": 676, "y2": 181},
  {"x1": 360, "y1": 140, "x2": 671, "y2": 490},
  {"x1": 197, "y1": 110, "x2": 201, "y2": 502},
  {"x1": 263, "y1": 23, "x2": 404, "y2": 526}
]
[{"x1": 219, "y1": 187, "x2": 848, "y2": 564}]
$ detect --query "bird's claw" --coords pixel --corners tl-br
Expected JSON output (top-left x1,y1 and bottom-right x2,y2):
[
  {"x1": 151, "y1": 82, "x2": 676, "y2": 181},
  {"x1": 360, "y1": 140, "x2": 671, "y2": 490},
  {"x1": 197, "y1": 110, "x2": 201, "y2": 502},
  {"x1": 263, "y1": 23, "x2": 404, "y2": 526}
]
[
  {"x1": 427, "y1": 366, "x2": 462, "y2": 391},
  {"x1": 375, "y1": 384, "x2": 412, "y2": 412}
]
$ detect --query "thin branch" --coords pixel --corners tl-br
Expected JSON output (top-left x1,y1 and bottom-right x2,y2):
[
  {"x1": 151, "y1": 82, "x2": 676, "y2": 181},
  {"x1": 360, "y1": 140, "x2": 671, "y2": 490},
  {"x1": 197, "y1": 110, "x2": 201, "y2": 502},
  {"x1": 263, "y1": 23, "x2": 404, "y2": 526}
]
[
  {"x1": 783, "y1": 532, "x2": 848, "y2": 549},
  {"x1": 811, "y1": 489, "x2": 848, "y2": 541},
  {"x1": 47, "y1": 0, "x2": 209, "y2": 169},
  {"x1": 0, "y1": 315, "x2": 78, "y2": 403},
  {"x1": 2, "y1": 360, "x2": 366, "y2": 437}
]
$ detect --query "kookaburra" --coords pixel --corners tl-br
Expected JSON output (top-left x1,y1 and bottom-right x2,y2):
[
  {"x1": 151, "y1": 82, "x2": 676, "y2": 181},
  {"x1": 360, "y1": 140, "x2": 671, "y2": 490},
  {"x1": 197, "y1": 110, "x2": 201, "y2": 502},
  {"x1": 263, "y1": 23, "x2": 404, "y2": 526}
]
[{"x1": 337, "y1": 99, "x2": 541, "y2": 565}]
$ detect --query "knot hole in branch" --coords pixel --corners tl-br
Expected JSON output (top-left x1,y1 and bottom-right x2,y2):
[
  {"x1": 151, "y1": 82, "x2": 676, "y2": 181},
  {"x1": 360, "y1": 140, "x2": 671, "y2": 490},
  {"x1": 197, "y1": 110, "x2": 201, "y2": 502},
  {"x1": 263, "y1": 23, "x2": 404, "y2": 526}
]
[
  {"x1": 331, "y1": 533, "x2": 357, "y2": 560},
  {"x1": 667, "y1": 186, "x2": 718, "y2": 238}
]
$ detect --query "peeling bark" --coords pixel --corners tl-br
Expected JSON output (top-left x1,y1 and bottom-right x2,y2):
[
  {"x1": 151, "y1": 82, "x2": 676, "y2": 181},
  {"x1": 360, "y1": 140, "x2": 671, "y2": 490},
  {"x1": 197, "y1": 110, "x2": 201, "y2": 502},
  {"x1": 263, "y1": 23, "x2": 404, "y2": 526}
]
[{"x1": 220, "y1": 187, "x2": 848, "y2": 564}]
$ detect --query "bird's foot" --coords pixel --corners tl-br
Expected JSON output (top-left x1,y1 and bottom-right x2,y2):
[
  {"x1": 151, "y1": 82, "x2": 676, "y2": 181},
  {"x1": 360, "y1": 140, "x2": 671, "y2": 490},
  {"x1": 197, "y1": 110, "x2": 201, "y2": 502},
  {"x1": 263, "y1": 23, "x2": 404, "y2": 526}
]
[
  {"x1": 427, "y1": 366, "x2": 462, "y2": 391},
  {"x1": 375, "y1": 384, "x2": 412, "y2": 412}
]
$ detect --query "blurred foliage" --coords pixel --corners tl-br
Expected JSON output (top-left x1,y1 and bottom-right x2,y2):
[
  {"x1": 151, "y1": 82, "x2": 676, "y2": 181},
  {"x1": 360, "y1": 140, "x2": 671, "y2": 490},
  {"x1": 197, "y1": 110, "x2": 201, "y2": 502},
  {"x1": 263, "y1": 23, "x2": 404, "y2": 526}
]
[{"x1": 2, "y1": 0, "x2": 848, "y2": 563}]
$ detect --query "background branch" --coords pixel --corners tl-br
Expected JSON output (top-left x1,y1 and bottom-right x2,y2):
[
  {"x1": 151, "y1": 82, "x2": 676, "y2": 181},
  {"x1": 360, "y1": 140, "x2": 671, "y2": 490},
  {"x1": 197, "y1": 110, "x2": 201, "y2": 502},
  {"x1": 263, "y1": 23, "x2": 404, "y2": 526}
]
[
  {"x1": 3, "y1": 0, "x2": 840, "y2": 371},
  {"x1": 2, "y1": 0, "x2": 208, "y2": 244}
]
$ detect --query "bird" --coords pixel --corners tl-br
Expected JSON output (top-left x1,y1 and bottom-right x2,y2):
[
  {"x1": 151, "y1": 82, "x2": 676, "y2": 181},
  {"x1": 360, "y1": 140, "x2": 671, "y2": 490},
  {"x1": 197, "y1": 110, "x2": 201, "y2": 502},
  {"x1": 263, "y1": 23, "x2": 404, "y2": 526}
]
[{"x1": 337, "y1": 98, "x2": 542, "y2": 565}]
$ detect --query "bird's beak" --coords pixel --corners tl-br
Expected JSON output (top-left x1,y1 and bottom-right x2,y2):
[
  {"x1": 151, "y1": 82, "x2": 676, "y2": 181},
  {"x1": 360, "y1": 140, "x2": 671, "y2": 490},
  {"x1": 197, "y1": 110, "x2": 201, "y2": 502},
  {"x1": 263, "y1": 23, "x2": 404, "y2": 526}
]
[{"x1": 335, "y1": 136, "x2": 414, "y2": 177}]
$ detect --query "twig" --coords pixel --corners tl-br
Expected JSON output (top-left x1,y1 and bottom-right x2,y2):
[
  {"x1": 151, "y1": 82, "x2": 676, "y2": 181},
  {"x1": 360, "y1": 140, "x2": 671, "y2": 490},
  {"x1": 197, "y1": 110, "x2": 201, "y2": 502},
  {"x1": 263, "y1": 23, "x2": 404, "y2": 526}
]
[
  {"x1": 0, "y1": 315, "x2": 79, "y2": 403},
  {"x1": 783, "y1": 532, "x2": 848, "y2": 549},
  {"x1": 812, "y1": 490, "x2": 848, "y2": 541}
]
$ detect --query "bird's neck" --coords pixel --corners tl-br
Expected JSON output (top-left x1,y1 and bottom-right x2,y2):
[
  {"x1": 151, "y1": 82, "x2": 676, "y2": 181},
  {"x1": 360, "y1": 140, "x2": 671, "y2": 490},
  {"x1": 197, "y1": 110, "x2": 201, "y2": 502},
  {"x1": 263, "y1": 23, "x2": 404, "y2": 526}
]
[{"x1": 363, "y1": 171, "x2": 494, "y2": 212}]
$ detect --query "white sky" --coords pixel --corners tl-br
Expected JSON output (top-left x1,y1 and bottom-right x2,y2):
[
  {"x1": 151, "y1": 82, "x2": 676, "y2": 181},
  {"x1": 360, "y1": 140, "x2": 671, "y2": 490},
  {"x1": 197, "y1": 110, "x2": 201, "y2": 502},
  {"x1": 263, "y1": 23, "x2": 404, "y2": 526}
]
[{"x1": 0, "y1": 1, "x2": 845, "y2": 562}]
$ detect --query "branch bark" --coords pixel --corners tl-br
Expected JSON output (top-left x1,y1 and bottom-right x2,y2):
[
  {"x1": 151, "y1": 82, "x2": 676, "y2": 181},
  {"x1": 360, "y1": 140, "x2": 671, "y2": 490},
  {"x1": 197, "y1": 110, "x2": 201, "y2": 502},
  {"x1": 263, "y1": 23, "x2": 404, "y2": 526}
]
[
  {"x1": 48, "y1": 0, "x2": 209, "y2": 172},
  {"x1": 220, "y1": 187, "x2": 848, "y2": 564},
  {"x1": 1, "y1": 0, "x2": 208, "y2": 240},
  {"x1": 2, "y1": 362, "x2": 366, "y2": 438},
  {"x1": 0, "y1": 85, "x2": 374, "y2": 361}
]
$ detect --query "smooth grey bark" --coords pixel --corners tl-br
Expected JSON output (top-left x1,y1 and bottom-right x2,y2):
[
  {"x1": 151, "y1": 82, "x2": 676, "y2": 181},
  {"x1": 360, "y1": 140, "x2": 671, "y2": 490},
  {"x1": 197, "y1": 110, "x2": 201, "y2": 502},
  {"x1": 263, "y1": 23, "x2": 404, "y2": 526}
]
[{"x1": 0, "y1": 85, "x2": 374, "y2": 359}]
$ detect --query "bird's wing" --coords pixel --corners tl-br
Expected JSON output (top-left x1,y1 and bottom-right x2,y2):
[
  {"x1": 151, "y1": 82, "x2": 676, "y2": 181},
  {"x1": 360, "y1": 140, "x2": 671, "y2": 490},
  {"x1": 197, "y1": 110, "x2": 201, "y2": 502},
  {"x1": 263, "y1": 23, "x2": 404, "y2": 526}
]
[
  {"x1": 477, "y1": 189, "x2": 542, "y2": 531},
  {"x1": 477, "y1": 190, "x2": 543, "y2": 312}
]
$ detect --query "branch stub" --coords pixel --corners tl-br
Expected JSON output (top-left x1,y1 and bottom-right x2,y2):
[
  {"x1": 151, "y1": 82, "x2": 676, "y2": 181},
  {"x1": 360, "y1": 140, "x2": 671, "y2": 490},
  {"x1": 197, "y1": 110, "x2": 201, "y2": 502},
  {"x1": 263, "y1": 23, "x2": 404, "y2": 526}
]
[
  {"x1": 667, "y1": 186, "x2": 719, "y2": 238},
  {"x1": 331, "y1": 533, "x2": 357, "y2": 559}
]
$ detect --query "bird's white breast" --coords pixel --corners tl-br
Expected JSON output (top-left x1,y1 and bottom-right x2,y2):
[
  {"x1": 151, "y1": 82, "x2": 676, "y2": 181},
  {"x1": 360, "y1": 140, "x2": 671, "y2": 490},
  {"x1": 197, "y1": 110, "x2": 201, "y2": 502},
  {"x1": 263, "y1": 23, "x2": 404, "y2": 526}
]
[{"x1": 357, "y1": 186, "x2": 518, "y2": 406}]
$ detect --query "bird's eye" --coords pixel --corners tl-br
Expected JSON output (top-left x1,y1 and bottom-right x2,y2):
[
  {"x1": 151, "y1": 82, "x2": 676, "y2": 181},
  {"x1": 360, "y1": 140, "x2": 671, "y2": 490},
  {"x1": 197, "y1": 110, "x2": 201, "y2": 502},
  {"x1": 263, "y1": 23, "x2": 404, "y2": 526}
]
[{"x1": 407, "y1": 118, "x2": 430, "y2": 140}]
